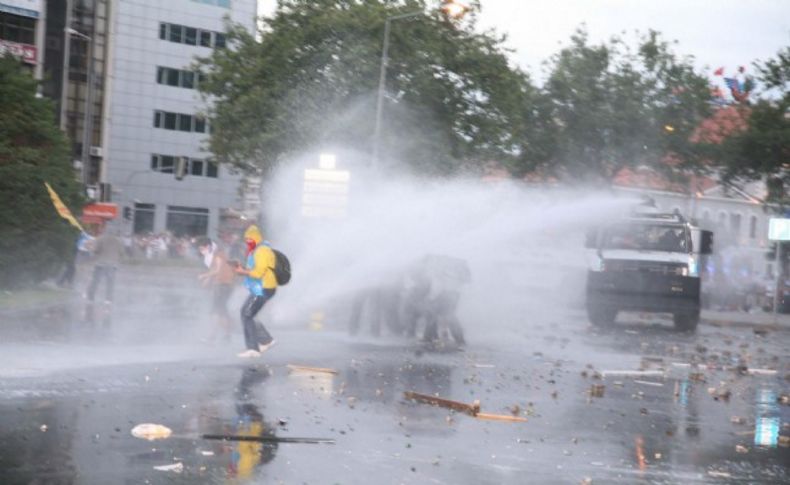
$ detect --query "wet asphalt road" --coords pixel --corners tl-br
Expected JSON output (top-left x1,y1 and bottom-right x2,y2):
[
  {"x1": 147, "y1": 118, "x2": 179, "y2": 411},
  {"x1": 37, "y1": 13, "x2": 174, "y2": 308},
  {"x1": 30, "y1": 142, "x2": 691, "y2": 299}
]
[{"x1": 0, "y1": 304, "x2": 788, "y2": 485}]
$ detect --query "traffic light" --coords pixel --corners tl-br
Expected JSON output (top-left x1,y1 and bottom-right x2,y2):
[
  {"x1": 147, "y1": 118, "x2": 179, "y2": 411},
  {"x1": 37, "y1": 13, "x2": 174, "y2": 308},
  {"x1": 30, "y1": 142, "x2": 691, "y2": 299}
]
[{"x1": 123, "y1": 206, "x2": 132, "y2": 220}]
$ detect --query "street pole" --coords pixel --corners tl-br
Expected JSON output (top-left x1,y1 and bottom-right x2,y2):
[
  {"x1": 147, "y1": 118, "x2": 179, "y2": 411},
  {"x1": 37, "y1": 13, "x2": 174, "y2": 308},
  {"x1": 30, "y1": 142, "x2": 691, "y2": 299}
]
[
  {"x1": 774, "y1": 241, "x2": 783, "y2": 322},
  {"x1": 59, "y1": 0, "x2": 73, "y2": 130},
  {"x1": 370, "y1": 11, "x2": 421, "y2": 168},
  {"x1": 80, "y1": 36, "x2": 95, "y2": 187}
]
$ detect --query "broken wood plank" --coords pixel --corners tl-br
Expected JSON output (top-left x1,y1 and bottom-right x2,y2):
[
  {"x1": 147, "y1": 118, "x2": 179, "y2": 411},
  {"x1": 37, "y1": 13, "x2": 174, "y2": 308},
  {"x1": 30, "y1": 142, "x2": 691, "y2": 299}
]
[
  {"x1": 475, "y1": 413, "x2": 528, "y2": 423},
  {"x1": 287, "y1": 365, "x2": 338, "y2": 375},
  {"x1": 201, "y1": 434, "x2": 335, "y2": 444},
  {"x1": 403, "y1": 391, "x2": 481, "y2": 416}
]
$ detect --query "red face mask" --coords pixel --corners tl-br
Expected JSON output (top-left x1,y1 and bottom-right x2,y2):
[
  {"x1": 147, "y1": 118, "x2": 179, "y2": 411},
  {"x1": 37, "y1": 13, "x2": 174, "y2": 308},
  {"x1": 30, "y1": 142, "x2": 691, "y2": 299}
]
[{"x1": 245, "y1": 239, "x2": 257, "y2": 254}]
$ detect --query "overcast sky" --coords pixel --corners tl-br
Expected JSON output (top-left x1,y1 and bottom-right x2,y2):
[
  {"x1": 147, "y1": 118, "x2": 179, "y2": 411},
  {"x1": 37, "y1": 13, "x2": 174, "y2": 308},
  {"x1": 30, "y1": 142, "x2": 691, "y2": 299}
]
[{"x1": 257, "y1": 0, "x2": 789, "y2": 81}]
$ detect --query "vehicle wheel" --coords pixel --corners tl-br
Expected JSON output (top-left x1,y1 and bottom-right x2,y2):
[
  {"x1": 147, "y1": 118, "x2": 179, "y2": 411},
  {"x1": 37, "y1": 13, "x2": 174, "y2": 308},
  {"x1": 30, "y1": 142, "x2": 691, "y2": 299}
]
[
  {"x1": 673, "y1": 311, "x2": 699, "y2": 332},
  {"x1": 587, "y1": 305, "x2": 617, "y2": 327}
]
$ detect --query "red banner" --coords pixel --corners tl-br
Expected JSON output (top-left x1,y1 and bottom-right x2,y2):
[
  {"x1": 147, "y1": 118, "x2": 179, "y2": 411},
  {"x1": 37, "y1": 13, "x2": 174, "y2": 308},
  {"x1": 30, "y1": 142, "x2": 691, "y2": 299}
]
[
  {"x1": 0, "y1": 39, "x2": 37, "y2": 64},
  {"x1": 82, "y1": 202, "x2": 118, "y2": 219}
]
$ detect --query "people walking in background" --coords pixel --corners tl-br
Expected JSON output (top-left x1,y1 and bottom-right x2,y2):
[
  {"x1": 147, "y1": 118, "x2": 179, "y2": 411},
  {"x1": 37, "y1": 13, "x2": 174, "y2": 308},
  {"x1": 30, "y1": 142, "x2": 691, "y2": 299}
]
[
  {"x1": 234, "y1": 225, "x2": 278, "y2": 358},
  {"x1": 197, "y1": 236, "x2": 236, "y2": 340},
  {"x1": 86, "y1": 224, "x2": 124, "y2": 304},
  {"x1": 58, "y1": 231, "x2": 92, "y2": 288}
]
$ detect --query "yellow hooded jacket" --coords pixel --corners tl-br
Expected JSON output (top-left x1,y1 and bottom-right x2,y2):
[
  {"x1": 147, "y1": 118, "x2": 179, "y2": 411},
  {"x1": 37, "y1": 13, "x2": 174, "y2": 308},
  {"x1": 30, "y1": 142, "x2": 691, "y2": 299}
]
[{"x1": 244, "y1": 225, "x2": 277, "y2": 290}]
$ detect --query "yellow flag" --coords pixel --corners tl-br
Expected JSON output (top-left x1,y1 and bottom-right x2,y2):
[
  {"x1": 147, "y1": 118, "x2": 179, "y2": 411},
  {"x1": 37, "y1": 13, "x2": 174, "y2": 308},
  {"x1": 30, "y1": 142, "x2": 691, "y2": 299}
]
[{"x1": 44, "y1": 182, "x2": 84, "y2": 232}]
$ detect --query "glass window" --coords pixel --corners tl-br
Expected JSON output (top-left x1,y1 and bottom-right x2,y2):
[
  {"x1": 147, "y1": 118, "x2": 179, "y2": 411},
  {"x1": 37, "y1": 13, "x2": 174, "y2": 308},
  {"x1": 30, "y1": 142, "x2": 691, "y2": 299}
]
[
  {"x1": 199, "y1": 30, "x2": 212, "y2": 47},
  {"x1": 159, "y1": 23, "x2": 168, "y2": 40},
  {"x1": 184, "y1": 27, "x2": 197, "y2": 45},
  {"x1": 164, "y1": 112, "x2": 177, "y2": 130},
  {"x1": 133, "y1": 203, "x2": 156, "y2": 235},
  {"x1": 166, "y1": 68, "x2": 180, "y2": 86},
  {"x1": 190, "y1": 159, "x2": 204, "y2": 176},
  {"x1": 194, "y1": 117, "x2": 206, "y2": 133},
  {"x1": 182, "y1": 71, "x2": 195, "y2": 89},
  {"x1": 206, "y1": 161, "x2": 219, "y2": 178},
  {"x1": 156, "y1": 66, "x2": 166, "y2": 84},
  {"x1": 178, "y1": 114, "x2": 193, "y2": 132},
  {"x1": 214, "y1": 32, "x2": 226, "y2": 48},
  {"x1": 150, "y1": 154, "x2": 159, "y2": 170},
  {"x1": 166, "y1": 206, "x2": 209, "y2": 237},
  {"x1": 750, "y1": 216, "x2": 758, "y2": 239},
  {"x1": 169, "y1": 24, "x2": 183, "y2": 43},
  {"x1": 153, "y1": 111, "x2": 162, "y2": 127},
  {"x1": 197, "y1": 72, "x2": 207, "y2": 85},
  {"x1": 160, "y1": 155, "x2": 175, "y2": 173}
]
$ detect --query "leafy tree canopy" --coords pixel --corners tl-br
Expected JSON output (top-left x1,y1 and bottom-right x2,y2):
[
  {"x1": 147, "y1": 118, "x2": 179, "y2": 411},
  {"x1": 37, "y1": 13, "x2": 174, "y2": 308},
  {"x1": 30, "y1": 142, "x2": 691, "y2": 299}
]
[
  {"x1": 527, "y1": 28, "x2": 714, "y2": 184},
  {"x1": 197, "y1": 0, "x2": 539, "y2": 175},
  {"x1": 0, "y1": 56, "x2": 82, "y2": 288}
]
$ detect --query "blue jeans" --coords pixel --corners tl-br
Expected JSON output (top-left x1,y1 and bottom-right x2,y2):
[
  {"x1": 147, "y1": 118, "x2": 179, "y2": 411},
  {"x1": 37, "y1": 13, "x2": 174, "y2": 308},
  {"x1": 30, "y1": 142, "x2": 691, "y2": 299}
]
[{"x1": 240, "y1": 291, "x2": 275, "y2": 350}]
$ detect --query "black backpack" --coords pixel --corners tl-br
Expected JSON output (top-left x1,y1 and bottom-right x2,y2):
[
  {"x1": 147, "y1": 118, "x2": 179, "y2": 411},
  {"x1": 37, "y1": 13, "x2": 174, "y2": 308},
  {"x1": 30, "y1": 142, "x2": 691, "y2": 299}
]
[{"x1": 271, "y1": 249, "x2": 291, "y2": 285}]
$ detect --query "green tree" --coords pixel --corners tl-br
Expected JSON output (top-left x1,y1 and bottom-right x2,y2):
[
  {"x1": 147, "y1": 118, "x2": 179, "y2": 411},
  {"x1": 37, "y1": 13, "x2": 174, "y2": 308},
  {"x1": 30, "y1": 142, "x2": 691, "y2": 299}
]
[
  {"x1": 715, "y1": 46, "x2": 790, "y2": 199},
  {"x1": 0, "y1": 56, "x2": 83, "y2": 289},
  {"x1": 196, "y1": 0, "x2": 539, "y2": 175},
  {"x1": 528, "y1": 28, "x2": 713, "y2": 184}
]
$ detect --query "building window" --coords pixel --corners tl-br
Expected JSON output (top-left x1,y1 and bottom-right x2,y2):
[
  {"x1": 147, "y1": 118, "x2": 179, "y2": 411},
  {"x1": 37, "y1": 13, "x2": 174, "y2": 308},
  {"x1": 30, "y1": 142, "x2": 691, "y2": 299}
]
[
  {"x1": 166, "y1": 206, "x2": 209, "y2": 237},
  {"x1": 730, "y1": 213, "x2": 742, "y2": 239},
  {"x1": 182, "y1": 71, "x2": 195, "y2": 89},
  {"x1": 206, "y1": 161, "x2": 219, "y2": 178},
  {"x1": 164, "y1": 111, "x2": 177, "y2": 130},
  {"x1": 190, "y1": 159, "x2": 204, "y2": 176},
  {"x1": 153, "y1": 110, "x2": 208, "y2": 133},
  {"x1": 191, "y1": 0, "x2": 231, "y2": 8},
  {"x1": 199, "y1": 30, "x2": 212, "y2": 47},
  {"x1": 184, "y1": 27, "x2": 197, "y2": 46},
  {"x1": 159, "y1": 22, "x2": 226, "y2": 48},
  {"x1": 214, "y1": 33, "x2": 226, "y2": 48},
  {"x1": 168, "y1": 24, "x2": 183, "y2": 43},
  {"x1": 750, "y1": 215, "x2": 758, "y2": 239},
  {"x1": 133, "y1": 203, "x2": 155, "y2": 235},
  {"x1": 178, "y1": 113, "x2": 192, "y2": 132},
  {"x1": 0, "y1": 12, "x2": 36, "y2": 45},
  {"x1": 156, "y1": 66, "x2": 200, "y2": 90},
  {"x1": 194, "y1": 116, "x2": 206, "y2": 133}
]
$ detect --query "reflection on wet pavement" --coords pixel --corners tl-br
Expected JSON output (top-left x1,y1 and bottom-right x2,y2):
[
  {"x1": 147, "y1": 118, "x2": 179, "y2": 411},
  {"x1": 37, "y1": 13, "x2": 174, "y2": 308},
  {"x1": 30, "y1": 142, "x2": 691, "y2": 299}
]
[{"x1": 0, "y1": 311, "x2": 788, "y2": 484}]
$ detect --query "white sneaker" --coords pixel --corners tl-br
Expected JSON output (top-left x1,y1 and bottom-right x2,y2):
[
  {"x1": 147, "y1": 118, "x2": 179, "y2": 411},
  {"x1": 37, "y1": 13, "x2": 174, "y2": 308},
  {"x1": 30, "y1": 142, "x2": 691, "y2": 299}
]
[
  {"x1": 237, "y1": 349, "x2": 261, "y2": 358},
  {"x1": 258, "y1": 340, "x2": 276, "y2": 353}
]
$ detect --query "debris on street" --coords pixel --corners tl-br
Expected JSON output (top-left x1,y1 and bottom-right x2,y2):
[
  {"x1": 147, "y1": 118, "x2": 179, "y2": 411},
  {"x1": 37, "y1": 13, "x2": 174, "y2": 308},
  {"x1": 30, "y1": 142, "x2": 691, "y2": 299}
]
[
  {"x1": 201, "y1": 433, "x2": 335, "y2": 444},
  {"x1": 404, "y1": 391, "x2": 481, "y2": 416},
  {"x1": 287, "y1": 364, "x2": 338, "y2": 375},
  {"x1": 589, "y1": 384, "x2": 605, "y2": 398},
  {"x1": 131, "y1": 423, "x2": 172, "y2": 441},
  {"x1": 153, "y1": 462, "x2": 183, "y2": 473},
  {"x1": 601, "y1": 370, "x2": 664, "y2": 378}
]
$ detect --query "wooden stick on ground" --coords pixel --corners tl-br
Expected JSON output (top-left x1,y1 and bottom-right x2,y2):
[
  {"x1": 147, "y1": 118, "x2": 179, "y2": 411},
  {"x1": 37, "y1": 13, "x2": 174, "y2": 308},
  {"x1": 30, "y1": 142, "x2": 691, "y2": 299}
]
[
  {"x1": 474, "y1": 413, "x2": 528, "y2": 423},
  {"x1": 287, "y1": 365, "x2": 338, "y2": 375},
  {"x1": 403, "y1": 391, "x2": 481, "y2": 416}
]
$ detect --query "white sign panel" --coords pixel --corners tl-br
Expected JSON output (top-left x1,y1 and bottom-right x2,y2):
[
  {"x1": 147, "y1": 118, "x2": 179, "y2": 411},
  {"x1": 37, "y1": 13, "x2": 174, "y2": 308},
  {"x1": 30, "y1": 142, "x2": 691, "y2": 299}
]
[{"x1": 768, "y1": 218, "x2": 790, "y2": 241}]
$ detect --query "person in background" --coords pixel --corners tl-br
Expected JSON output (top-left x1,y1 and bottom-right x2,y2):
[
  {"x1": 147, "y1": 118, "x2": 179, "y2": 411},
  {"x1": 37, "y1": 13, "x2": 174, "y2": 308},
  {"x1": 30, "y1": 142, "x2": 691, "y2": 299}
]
[
  {"x1": 196, "y1": 237, "x2": 236, "y2": 341},
  {"x1": 234, "y1": 225, "x2": 277, "y2": 358},
  {"x1": 58, "y1": 231, "x2": 92, "y2": 288},
  {"x1": 86, "y1": 223, "x2": 124, "y2": 305}
]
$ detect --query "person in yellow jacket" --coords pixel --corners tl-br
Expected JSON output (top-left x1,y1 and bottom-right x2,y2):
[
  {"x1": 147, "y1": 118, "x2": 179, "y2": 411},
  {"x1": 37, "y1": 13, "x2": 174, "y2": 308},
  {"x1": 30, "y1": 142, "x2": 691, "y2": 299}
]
[{"x1": 233, "y1": 225, "x2": 277, "y2": 358}]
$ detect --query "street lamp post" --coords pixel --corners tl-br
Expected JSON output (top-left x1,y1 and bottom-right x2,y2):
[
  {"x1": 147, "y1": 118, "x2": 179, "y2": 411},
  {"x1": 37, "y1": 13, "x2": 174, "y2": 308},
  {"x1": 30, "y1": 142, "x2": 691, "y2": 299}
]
[
  {"x1": 66, "y1": 27, "x2": 96, "y2": 189},
  {"x1": 370, "y1": 1, "x2": 469, "y2": 168}
]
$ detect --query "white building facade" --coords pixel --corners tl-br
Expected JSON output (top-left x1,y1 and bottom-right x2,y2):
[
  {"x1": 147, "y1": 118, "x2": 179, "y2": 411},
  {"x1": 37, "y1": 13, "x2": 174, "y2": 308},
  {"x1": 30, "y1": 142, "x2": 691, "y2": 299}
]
[{"x1": 103, "y1": 0, "x2": 256, "y2": 237}]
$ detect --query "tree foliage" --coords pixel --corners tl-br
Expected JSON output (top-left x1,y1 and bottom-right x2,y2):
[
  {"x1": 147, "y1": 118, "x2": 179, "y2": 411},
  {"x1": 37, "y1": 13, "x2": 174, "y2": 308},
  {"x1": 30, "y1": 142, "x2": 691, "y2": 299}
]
[
  {"x1": 525, "y1": 28, "x2": 713, "y2": 184},
  {"x1": 196, "y1": 0, "x2": 538, "y2": 175},
  {"x1": 0, "y1": 56, "x2": 82, "y2": 288},
  {"x1": 715, "y1": 46, "x2": 790, "y2": 199}
]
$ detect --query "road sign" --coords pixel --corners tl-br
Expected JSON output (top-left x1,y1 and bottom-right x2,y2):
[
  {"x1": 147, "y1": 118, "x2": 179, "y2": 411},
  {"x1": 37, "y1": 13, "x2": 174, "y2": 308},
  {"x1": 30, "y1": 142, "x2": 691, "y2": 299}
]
[{"x1": 768, "y1": 218, "x2": 790, "y2": 241}]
